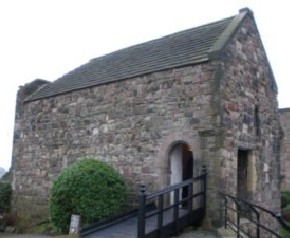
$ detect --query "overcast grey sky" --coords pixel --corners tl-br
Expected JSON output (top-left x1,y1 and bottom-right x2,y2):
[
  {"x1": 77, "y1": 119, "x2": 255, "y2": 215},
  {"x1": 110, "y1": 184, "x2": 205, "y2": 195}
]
[{"x1": 0, "y1": 0, "x2": 289, "y2": 170}]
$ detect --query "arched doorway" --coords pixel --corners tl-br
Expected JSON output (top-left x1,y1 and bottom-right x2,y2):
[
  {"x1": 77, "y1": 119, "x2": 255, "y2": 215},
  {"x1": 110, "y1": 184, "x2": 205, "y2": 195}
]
[{"x1": 169, "y1": 142, "x2": 193, "y2": 203}]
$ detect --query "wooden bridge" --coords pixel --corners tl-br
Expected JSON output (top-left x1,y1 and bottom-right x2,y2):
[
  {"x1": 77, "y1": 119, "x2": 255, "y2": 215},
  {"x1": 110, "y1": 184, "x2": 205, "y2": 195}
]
[
  {"x1": 80, "y1": 166, "x2": 290, "y2": 238},
  {"x1": 80, "y1": 168, "x2": 207, "y2": 238}
]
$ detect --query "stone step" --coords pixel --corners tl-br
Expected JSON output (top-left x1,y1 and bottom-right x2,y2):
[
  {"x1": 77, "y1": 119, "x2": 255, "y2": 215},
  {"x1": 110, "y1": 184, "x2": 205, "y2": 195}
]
[
  {"x1": 217, "y1": 227, "x2": 237, "y2": 238},
  {"x1": 217, "y1": 219, "x2": 250, "y2": 238}
]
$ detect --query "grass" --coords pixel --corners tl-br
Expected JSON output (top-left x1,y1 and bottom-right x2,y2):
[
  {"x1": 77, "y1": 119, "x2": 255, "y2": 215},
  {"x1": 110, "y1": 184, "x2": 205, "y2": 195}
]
[
  {"x1": 24, "y1": 221, "x2": 80, "y2": 237},
  {"x1": 53, "y1": 235, "x2": 78, "y2": 238},
  {"x1": 281, "y1": 228, "x2": 290, "y2": 238}
]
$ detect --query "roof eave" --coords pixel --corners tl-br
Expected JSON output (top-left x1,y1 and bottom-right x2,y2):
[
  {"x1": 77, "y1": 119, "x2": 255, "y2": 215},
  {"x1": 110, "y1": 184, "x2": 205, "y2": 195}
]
[{"x1": 24, "y1": 57, "x2": 209, "y2": 103}]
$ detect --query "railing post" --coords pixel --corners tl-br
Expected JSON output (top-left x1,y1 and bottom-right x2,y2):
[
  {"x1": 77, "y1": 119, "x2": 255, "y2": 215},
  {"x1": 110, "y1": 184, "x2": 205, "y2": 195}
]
[
  {"x1": 188, "y1": 182, "x2": 193, "y2": 211},
  {"x1": 235, "y1": 200, "x2": 241, "y2": 238},
  {"x1": 138, "y1": 185, "x2": 146, "y2": 238},
  {"x1": 202, "y1": 165, "x2": 207, "y2": 210},
  {"x1": 158, "y1": 194, "x2": 164, "y2": 238},
  {"x1": 256, "y1": 210, "x2": 260, "y2": 238},
  {"x1": 187, "y1": 181, "x2": 193, "y2": 225},
  {"x1": 173, "y1": 187, "x2": 180, "y2": 235},
  {"x1": 224, "y1": 196, "x2": 228, "y2": 229}
]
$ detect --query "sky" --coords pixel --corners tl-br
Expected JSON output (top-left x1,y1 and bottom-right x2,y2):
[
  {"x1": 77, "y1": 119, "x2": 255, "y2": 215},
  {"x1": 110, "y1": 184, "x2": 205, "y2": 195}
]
[{"x1": 0, "y1": 0, "x2": 289, "y2": 171}]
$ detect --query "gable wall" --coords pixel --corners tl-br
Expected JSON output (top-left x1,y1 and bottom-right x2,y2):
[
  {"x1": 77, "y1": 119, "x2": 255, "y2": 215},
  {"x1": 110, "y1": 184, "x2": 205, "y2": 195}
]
[
  {"x1": 12, "y1": 63, "x2": 218, "y2": 222},
  {"x1": 280, "y1": 108, "x2": 290, "y2": 190},
  {"x1": 219, "y1": 14, "x2": 281, "y2": 232}
]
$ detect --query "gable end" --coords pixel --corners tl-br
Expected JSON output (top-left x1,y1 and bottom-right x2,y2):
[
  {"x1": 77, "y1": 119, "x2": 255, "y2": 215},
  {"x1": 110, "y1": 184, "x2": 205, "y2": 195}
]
[{"x1": 208, "y1": 8, "x2": 253, "y2": 60}]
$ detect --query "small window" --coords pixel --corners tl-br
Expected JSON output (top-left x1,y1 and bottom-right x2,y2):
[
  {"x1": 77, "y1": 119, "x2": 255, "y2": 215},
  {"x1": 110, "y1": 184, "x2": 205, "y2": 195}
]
[{"x1": 254, "y1": 105, "x2": 260, "y2": 137}]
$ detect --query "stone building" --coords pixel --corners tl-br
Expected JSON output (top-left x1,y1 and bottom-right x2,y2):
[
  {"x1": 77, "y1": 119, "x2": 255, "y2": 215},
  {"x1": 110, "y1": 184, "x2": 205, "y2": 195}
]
[
  {"x1": 280, "y1": 108, "x2": 290, "y2": 190},
  {"x1": 11, "y1": 8, "x2": 281, "y2": 230}
]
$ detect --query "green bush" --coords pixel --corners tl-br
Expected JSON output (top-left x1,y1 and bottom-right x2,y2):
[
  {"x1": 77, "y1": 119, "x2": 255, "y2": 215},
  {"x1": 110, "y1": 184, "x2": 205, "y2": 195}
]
[
  {"x1": 0, "y1": 181, "x2": 12, "y2": 212},
  {"x1": 281, "y1": 228, "x2": 290, "y2": 238},
  {"x1": 49, "y1": 158, "x2": 127, "y2": 233},
  {"x1": 284, "y1": 204, "x2": 290, "y2": 212},
  {"x1": 282, "y1": 191, "x2": 290, "y2": 209}
]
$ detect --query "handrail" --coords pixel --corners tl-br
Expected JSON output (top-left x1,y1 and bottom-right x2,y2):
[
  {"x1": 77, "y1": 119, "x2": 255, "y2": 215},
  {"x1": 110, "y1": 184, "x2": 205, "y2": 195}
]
[
  {"x1": 146, "y1": 173, "x2": 205, "y2": 200},
  {"x1": 138, "y1": 166, "x2": 207, "y2": 238},
  {"x1": 219, "y1": 191, "x2": 290, "y2": 238}
]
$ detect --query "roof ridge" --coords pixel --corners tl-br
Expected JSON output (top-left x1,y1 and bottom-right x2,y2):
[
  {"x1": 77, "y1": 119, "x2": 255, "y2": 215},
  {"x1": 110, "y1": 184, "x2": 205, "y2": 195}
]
[{"x1": 86, "y1": 16, "x2": 233, "y2": 65}]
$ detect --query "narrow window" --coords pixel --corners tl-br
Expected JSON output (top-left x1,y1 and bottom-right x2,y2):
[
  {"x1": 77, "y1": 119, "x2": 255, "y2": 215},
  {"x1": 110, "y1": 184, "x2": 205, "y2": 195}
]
[{"x1": 254, "y1": 105, "x2": 260, "y2": 137}]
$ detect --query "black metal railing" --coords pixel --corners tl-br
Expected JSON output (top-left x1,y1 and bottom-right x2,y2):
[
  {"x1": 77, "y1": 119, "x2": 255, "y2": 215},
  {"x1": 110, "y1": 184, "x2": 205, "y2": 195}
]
[
  {"x1": 219, "y1": 192, "x2": 290, "y2": 238},
  {"x1": 137, "y1": 167, "x2": 207, "y2": 238}
]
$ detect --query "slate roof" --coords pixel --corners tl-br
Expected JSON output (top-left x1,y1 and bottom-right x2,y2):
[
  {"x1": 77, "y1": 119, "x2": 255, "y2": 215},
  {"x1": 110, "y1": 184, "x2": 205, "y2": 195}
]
[{"x1": 26, "y1": 9, "x2": 251, "y2": 101}]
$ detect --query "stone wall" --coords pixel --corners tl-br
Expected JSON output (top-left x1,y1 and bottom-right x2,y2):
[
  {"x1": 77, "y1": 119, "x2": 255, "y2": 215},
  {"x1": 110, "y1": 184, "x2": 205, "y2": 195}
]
[
  {"x1": 12, "y1": 79, "x2": 51, "y2": 221},
  {"x1": 13, "y1": 79, "x2": 50, "y2": 164},
  {"x1": 219, "y1": 13, "x2": 281, "y2": 233},
  {"x1": 12, "y1": 64, "x2": 218, "y2": 223},
  {"x1": 280, "y1": 108, "x2": 290, "y2": 191}
]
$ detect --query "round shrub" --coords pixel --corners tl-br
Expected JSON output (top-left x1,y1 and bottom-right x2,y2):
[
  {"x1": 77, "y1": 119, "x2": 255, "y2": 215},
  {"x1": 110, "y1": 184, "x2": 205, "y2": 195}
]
[
  {"x1": 49, "y1": 158, "x2": 127, "y2": 232},
  {"x1": 0, "y1": 181, "x2": 11, "y2": 212}
]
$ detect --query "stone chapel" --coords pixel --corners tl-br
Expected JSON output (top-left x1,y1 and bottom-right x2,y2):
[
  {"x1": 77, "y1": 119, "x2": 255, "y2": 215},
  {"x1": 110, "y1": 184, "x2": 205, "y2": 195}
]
[{"x1": 11, "y1": 8, "x2": 282, "y2": 229}]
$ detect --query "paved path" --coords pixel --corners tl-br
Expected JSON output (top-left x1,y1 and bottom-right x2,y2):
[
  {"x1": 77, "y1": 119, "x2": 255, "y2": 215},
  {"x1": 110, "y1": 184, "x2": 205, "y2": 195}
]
[
  {"x1": 0, "y1": 230, "x2": 217, "y2": 238},
  {"x1": 83, "y1": 209, "x2": 188, "y2": 237},
  {"x1": 82, "y1": 208, "x2": 217, "y2": 238},
  {"x1": 81, "y1": 213, "x2": 217, "y2": 238}
]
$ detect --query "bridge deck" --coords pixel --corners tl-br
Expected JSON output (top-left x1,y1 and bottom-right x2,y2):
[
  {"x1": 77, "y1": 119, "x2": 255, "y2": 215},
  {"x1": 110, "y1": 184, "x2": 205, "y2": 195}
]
[{"x1": 82, "y1": 208, "x2": 188, "y2": 238}]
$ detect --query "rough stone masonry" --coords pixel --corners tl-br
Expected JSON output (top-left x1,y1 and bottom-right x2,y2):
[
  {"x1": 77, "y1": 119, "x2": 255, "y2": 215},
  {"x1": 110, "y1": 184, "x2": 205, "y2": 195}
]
[
  {"x1": 280, "y1": 108, "x2": 290, "y2": 190},
  {"x1": 11, "y1": 9, "x2": 282, "y2": 234}
]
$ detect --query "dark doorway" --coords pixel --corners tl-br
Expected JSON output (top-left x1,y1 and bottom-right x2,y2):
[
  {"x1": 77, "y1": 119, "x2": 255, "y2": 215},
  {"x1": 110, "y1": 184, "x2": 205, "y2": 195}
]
[
  {"x1": 169, "y1": 143, "x2": 193, "y2": 205},
  {"x1": 183, "y1": 146, "x2": 193, "y2": 180},
  {"x1": 182, "y1": 149, "x2": 193, "y2": 203},
  {"x1": 237, "y1": 149, "x2": 250, "y2": 217}
]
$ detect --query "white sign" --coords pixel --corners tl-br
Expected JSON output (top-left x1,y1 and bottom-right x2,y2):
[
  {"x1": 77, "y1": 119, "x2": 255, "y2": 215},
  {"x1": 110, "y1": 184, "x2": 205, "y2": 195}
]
[{"x1": 69, "y1": 214, "x2": 80, "y2": 234}]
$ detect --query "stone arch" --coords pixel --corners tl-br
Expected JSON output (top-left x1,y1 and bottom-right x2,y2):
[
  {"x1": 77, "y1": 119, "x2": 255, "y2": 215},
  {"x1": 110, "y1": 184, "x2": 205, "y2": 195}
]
[
  {"x1": 169, "y1": 142, "x2": 193, "y2": 186},
  {"x1": 156, "y1": 130, "x2": 202, "y2": 189}
]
